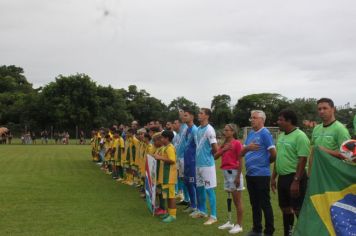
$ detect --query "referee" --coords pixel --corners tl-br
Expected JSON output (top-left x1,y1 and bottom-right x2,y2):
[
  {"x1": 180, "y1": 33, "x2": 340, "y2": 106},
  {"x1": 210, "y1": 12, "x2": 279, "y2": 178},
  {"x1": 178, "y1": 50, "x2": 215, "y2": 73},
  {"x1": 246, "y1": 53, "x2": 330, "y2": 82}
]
[{"x1": 271, "y1": 109, "x2": 310, "y2": 236}]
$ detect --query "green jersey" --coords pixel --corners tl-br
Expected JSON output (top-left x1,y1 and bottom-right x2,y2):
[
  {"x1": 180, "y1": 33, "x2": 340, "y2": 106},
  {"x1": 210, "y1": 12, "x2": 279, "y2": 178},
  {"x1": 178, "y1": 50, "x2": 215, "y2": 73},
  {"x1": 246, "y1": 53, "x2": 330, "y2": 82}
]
[
  {"x1": 311, "y1": 120, "x2": 351, "y2": 151},
  {"x1": 353, "y1": 114, "x2": 356, "y2": 135},
  {"x1": 276, "y1": 128, "x2": 310, "y2": 175}
]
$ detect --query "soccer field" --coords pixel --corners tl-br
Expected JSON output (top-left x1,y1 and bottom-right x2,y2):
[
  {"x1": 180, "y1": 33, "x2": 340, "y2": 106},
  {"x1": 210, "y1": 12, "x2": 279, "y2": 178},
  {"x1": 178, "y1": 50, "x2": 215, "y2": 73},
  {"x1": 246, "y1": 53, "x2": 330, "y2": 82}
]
[{"x1": 0, "y1": 145, "x2": 283, "y2": 235}]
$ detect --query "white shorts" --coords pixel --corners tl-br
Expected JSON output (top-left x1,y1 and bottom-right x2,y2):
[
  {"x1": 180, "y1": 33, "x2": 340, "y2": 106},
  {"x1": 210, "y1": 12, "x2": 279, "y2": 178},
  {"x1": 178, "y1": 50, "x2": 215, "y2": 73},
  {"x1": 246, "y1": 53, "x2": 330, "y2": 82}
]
[
  {"x1": 196, "y1": 166, "x2": 217, "y2": 189},
  {"x1": 177, "y1": 158, "x2": 184, "y2": 178},
  {"x1": 223, "y1": 170, "x2": 245, "y2": 192}
]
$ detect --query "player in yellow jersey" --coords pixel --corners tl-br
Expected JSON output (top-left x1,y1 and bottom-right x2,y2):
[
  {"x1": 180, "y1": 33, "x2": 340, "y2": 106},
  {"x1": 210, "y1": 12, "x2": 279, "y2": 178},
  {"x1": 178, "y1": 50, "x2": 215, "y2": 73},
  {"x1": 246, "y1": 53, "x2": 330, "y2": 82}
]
[
  {"x1": 114, "y1": 130, "x2": 125, "y2": 182},
  {"x1": 151, "y1": 133, "x2": 167, "y2": 216},
  {"x1": 103, "y1": 134, "x2": 112, "y2": 175},
  {"x1": 153, "y1": 130, "x2": 177, "y2": 223},
  {"x1": 90, "y1": 130, "x2": 99, "y2": 162},
  {"x1": 122, "y1": 129, "x2": 139, "y2": 185},
  {"x1": 111, "y1": 131, "x2": 119, "y2": 179},
  {"x1": 139, "y1": 132, "x2": 153, "y2": 198}
]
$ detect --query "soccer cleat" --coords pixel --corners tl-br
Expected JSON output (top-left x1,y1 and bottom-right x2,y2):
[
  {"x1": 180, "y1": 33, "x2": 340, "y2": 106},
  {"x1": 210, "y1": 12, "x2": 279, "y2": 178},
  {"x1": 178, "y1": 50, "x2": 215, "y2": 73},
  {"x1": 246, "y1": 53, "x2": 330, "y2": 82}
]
[
  {"x1": 162, "y1": 215, "x2": 176, "y2": 223},
  {"x1": 218, "y1": 221, "x2": 234, "y2": 230},
  {"x1": 191, "y1": 211, "x2": 208, "y2": 219},
  {"x1": 177, "y1": 201, "x2": 190, "y2": 206},
  {"x1": 229, "y1": 224, "x2": 243, "y2": 234},
  {"x1": 203, "y1": 217, "x2": 217, "y2": 225},
  {"x1": 154, "y1": 208, "x2": 167, "y2": 216},
  {"x1": 159, "y1": 213, "x2": 169, "y2": 219},
  {"x1": 183, "y1": 207, "x2": 195, "y2": 213},
  {"x1": 116, "y1": 178, "x2": 123, "y2": 182},
  {"x1": 175, "y1": 193, "x2": 184, "y2": 202}
]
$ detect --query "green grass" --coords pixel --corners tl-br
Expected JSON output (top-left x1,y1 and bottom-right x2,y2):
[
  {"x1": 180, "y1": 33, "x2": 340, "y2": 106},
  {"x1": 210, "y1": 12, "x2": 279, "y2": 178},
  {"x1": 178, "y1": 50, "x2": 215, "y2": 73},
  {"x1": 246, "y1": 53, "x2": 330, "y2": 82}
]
[{"x1": 0, "y1": 145, "x2": 283, "y2": 235}]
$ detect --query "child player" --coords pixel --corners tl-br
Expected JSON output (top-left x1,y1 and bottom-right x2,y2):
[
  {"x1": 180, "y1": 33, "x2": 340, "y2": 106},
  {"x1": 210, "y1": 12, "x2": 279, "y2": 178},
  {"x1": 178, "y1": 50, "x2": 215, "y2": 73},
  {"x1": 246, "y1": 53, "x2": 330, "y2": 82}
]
[{"x1": 153, "y1": 130, "x2": 178, "y2": 223}]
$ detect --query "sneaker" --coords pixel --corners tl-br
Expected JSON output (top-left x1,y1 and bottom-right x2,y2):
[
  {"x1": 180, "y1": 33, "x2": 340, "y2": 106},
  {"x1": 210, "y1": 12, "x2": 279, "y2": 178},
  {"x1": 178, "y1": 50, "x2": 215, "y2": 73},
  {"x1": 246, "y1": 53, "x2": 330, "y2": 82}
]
[
  {"x1": 154, "y1": 208, "x2": 167, "y2": 216},
  {"x1": 116, "y1": 178, "x2": 123, "y2": 182},
  {"x1": 189, "y1": 210, "x2": 200, "y2": 217},
  {"x1": 96, "y1": 162, "x2": 103, "y2": 165},
  {"x1": 183, "y1": 207, "x2": 195, "y2": 213},
  {"x1": 162, "y1": 215, "x2": 176, "y2": 223},
  {"x1": 218, "y1": 221, "x2": 234, "y2": 230},
  {"x1": 229, "y1": 224, "x2": 243, "y2": 234},
  {"x1": 204, "y1": 217, "x2": 217, "y2": 225}
]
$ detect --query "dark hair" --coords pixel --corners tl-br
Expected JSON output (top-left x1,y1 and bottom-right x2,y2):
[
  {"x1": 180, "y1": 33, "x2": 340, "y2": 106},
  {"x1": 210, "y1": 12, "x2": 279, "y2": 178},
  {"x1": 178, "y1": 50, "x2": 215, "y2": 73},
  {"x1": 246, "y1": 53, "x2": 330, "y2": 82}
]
[
  {"x1": 278, "y1": 109, "x2": 298, "y2": 126},
  {"x1": 201, "y1": 108, "x2": 212, "y2": 118},
  {"x1": 182, "y1": 106, "x2": 195, "y2": 116},
  {"x1": 144, "y1": 133, "x2": 151, "y2": 140},
  {"x1": 317, "y1": 98, "x2": 334, "y2": 108},
  {"x1": 114, "y1": 129, "x2": 123, "y2": 136},
  {"x1": 150, "y1": 127, "x2": 160, "y2": 133},
  {"x1": 127, "y1": 128, "x2": 135, "y2": 134},
  {"x1": 161, "y1": 130, "x2": 174, "y2": 142}
]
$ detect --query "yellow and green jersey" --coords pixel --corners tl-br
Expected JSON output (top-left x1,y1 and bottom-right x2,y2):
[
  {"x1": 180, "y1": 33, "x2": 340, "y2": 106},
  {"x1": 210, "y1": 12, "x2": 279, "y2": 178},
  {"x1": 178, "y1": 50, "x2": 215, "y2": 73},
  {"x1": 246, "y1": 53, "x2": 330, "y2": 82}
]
[
  {"x1": 276, "y1": 128, "x2": 310, "y2": 175},
  {"x1": 124, "y1": 136, "x2": 139, "y2": 165},
  {"x1": 312, "y1": 120, "x2": 351, "y2": 151},
  {"x1": 154, "y1": 146, "x2": 164, "y2": 184},
  {"x1": 112, "y1": 137, "x2": 124, "y2": 165},
  {"x1": 104, "y1": 139, "x2": 112, "y2": 161},
  {"x1": 158, "y1": 143, "x2": 177, "y2": 185}
]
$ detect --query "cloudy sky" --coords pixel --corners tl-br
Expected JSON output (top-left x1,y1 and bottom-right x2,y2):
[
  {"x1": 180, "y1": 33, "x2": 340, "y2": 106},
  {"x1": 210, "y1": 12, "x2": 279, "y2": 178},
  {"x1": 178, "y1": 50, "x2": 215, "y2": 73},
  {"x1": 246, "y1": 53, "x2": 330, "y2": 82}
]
[{"x1": 1, "y1": 0, "x2": 355, "y2": 107}]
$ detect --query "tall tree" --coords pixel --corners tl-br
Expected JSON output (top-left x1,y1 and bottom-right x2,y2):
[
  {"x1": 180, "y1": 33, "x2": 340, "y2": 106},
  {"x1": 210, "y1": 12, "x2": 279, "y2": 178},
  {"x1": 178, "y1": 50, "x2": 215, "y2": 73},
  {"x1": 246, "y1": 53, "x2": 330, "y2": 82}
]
[
  {"x1": 125, "y1": 85, "x2": 168, "y2": 125},
  {"x1": 211, "y1": 94, "x2": 232, "y2": 127},
  {"x1": 233, "y1": 93, "x2": 290, "y2": 127},
  {"x1": 167, "y1": 97, "x2": 199, "y2": 121}
]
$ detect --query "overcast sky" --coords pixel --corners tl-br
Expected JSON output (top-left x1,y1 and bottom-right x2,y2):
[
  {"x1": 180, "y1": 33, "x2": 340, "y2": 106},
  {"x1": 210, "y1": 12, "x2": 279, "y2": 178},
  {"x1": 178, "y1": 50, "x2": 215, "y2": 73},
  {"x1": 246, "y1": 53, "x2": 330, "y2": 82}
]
[{"x1": 1, "y1": 0, "x2": 355, "y2": 108}]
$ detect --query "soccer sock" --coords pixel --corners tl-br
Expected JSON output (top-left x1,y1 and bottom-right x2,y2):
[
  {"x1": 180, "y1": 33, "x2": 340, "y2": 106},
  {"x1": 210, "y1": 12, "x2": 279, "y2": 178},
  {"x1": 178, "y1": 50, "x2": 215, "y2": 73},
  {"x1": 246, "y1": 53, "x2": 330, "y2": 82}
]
[
  {"x1": 159, "y1": 194, "x2": 166, "y2": 210},
  {"x1": 283, "y1": 213, "x2": 294, "y2": 236},
  {"x1": 206, "y1": 188, "x2": 217, "y2": 219},
  {"x1": 196, "y1": 186, "x2": 207, "y2": 214},
  {"x1": 227, "y1": 192, "x2": 232, "y2": 222},
  {"x1": 168, "y1": 208, "x2": 177, "y2": 218},
  {"x1": 186, "y1": 182, "x2": 197, "y2": 209},
  {"x1": 182, "y1": 182, "x2": 190, "y2": 202},
  {"x1": 177, "y1": 177, "x2": 184, "y2": 193},
  {"x1": 118, "y1": 166, "x2": 123, "y2": 178}
]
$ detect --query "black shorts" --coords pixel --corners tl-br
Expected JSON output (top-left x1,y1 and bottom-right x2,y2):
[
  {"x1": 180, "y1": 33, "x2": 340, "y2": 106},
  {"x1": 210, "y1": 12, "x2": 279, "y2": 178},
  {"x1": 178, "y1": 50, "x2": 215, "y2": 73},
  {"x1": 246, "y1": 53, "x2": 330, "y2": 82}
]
[{"x1": 277, "y1": 172, "x2": 307, "y2": 210}]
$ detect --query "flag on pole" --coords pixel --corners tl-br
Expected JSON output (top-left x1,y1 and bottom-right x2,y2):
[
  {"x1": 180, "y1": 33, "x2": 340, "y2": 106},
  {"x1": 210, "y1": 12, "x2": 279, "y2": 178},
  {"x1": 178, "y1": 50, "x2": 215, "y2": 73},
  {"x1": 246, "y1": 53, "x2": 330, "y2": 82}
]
[
  {"x1": 294, "y1": 147, "x2": 356, "y2": 236},
  {"x1": 145, "y1": 154, "x2": 157, "y2": 215}
]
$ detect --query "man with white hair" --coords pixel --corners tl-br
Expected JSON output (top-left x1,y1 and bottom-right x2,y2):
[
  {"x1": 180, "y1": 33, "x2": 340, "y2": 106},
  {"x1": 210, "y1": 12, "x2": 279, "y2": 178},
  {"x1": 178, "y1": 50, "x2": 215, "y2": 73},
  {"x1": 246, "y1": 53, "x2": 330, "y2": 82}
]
[{"x1": 241, "y1": 110, "x2": 277, "y2": 236}]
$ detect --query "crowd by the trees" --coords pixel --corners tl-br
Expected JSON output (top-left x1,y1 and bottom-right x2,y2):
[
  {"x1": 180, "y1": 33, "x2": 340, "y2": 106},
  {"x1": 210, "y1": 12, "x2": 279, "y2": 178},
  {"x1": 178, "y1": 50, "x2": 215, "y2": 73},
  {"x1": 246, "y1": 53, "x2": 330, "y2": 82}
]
[{"x1": 0, "y1": 65, "x2": 355, "y2": 137}]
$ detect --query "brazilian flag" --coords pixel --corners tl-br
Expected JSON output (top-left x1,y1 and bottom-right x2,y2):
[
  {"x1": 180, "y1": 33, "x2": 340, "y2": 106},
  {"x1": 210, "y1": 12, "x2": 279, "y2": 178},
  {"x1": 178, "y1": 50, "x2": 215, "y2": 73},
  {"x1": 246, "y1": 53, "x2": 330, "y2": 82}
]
[{"x1": 294, "y1": 147, "x2": 356, "y2": 236}]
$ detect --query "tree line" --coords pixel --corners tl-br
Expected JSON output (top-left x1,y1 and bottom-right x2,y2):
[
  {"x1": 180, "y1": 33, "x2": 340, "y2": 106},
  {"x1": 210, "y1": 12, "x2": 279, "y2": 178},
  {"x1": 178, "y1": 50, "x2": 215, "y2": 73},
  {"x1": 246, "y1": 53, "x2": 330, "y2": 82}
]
[{"x1": 0, "y1": 65, "x2": 355, "y2": 136}]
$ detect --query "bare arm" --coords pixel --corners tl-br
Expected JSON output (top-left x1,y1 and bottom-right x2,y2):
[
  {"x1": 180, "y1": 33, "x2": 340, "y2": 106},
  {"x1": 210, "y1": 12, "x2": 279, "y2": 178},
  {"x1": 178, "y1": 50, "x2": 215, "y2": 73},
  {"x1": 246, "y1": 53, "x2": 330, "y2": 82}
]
[
  {"x1": 211, "y1": 143, "x2": 218, "y2": 155},
  {"x1": 269, "y1": 148, "x2": 276, "y2": 163},
  {"x1": 290, "y1": 156, "x2": 307, "y2": 198}
]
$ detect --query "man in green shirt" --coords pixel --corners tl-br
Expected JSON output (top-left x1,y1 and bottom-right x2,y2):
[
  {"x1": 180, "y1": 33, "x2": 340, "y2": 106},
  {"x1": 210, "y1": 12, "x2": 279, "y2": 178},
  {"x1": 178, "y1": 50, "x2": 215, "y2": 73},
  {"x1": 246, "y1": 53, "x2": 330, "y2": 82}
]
[
  {"x1": 271, "y1": 109, "x2": 310, "y2": 236},
  {"x1": 308, "y1": 98, "x2": 351, "y2": 174}
]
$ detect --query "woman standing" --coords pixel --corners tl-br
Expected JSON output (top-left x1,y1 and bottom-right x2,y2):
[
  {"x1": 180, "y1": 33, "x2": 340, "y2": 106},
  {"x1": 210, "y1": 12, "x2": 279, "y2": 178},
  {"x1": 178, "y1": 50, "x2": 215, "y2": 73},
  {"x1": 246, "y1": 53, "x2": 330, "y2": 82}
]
[{"x1": 215, "y1": 124, "x2": 244, "y2": 234}]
